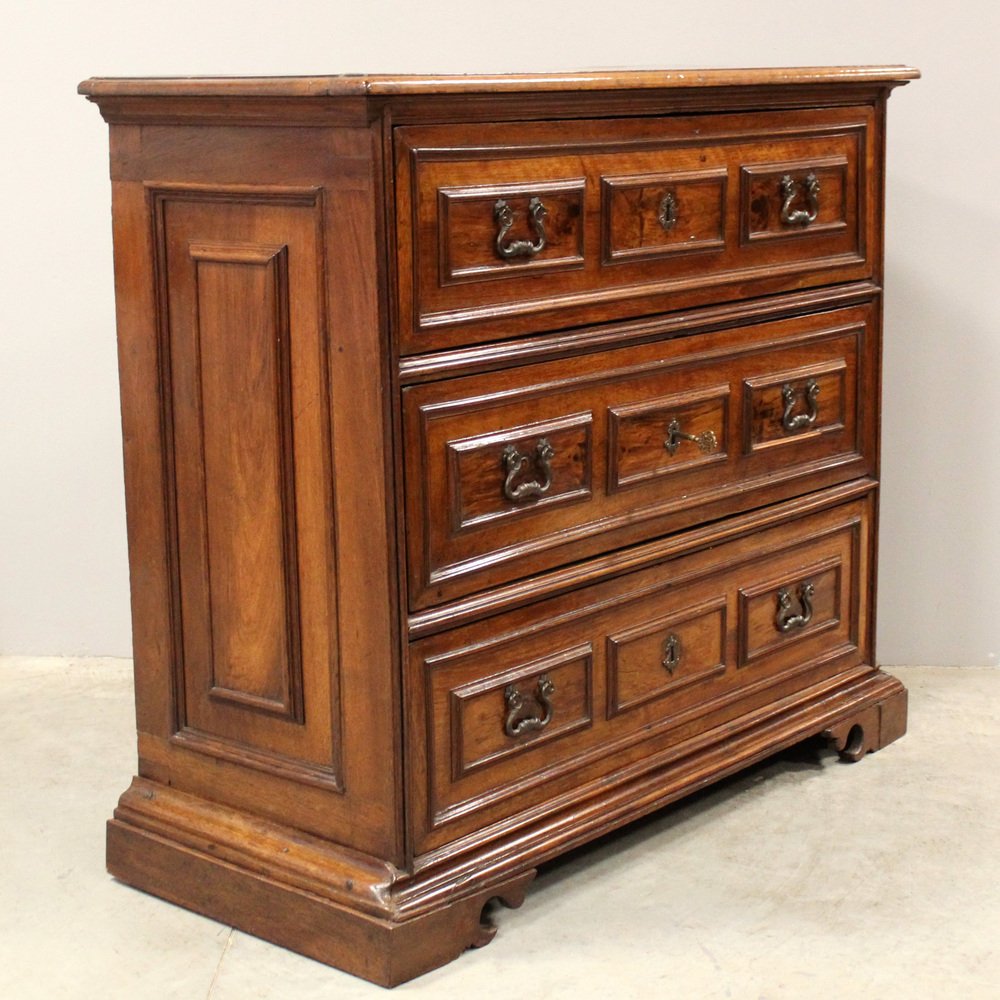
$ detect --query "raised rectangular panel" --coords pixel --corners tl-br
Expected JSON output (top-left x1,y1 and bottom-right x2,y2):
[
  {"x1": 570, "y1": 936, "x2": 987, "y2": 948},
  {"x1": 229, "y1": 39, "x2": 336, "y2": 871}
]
[
  {"x1": 438, "y1": 179, "x2": 586, "y2": 283},
  {"x1": 740, "y1": 156, "x2": 851, "y2": 244},
  {"x1": 152, "y1": 186, "x2": 342, "y2": 785},
  {"x1": 601, "y1": 168, "x2": 727, "y2": 263},
  {"x1": 743, "y1": 358, "x2": 849, "y2": 455},
  {"x1": 608, "y1": 385, "x2": 730, "y2": 491},
  {"x1": 735, "y1": 515, "x2": 864, "y2": 674},
  {"x1": 446, "y1": 412, "x2": 593, "y2": 531},
  {"x1": 739, "y1": 559, "x2": 843, "y2": 666},
  {"x1": 448, "y1": 644, "x2": 595, "y2": 779},
  {"x1": 188, "y1": 241, "x2": 302, "y2": 720},
  {"x1": 606, "y1": 598, "x2": 727, "y2": 717}
]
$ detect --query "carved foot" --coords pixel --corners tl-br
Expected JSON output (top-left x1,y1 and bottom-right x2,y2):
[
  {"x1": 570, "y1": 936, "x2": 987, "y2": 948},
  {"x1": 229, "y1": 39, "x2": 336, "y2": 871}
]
[
  {"x1": 821, "y1": 676, "x2": 908, "y2": 761},
  {"x1": 470, "y1": 874, "x2": 534, "y2": 948}
]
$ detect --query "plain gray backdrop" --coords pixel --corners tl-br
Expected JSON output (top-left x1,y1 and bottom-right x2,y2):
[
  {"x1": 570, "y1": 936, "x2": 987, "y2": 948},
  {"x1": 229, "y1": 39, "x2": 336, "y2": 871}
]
[{"x1": 1, "y1": 0, "x2": 997, "y2": 665}]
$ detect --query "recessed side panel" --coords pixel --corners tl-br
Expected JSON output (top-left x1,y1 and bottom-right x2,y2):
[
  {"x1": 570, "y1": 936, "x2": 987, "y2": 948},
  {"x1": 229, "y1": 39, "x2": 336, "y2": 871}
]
[
  {"x1": 153, "y1": 186, "x2": 342, "y2": 786},
  {"x1": 188, "y1": 242, "x2": 302, "y2": 720}
]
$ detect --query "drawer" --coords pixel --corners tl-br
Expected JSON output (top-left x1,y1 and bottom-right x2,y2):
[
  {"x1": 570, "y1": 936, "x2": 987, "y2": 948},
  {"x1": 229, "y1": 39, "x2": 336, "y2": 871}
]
[
  {"x1": 403, "y1": 302, "x2": 875, "y2": 609},
  {"x1": 408, "y1": 493, "x2": 872, "y2": 852},
  {"x1": 395, "y1": 106, "x2": 875, "y2": 352}
]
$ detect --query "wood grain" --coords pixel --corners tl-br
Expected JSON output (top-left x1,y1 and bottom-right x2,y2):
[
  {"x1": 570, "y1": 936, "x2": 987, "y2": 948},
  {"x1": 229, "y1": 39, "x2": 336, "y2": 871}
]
[
  {"x1": 78, "y1": 65, "x2": 919, "y2": 99},
  {"x1": 84, "y1": 67, "x2": 915, "y2": 986},
  {"x1": 395, "y1": 106, "x2": 873, "y2": 351},
  {"x1": 403, "y1": 304, "x2": 872, "y2": 608}
]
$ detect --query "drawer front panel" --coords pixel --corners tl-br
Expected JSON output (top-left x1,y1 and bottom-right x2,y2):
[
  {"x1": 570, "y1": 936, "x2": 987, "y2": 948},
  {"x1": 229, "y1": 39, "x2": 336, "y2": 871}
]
[
  {"x1": 395, "y1": 106, "x2": 874, "y2": 352},
  {"x1": 409, "y1": 495, "x2": 872, "y2": 852},
  {"x1": 403, "y1": 303, "x2": 874, "y2": 609}
]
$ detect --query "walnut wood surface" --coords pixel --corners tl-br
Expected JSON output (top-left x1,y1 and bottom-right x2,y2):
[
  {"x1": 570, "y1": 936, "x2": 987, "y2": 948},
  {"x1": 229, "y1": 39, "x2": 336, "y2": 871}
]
[
  {"x1": 79, "y1": 65, "x2": 919, "y2": 98},
  {"x1": 83, "y1": 67, "x2": 915, "y2": 986},
  {"x1": 403, "y1": 302, "x2": 874, "y2": 607},
  {"x1": 409, "y1": 494, "x2": 871, "y2": 852},
  {"x1": 396, "y1": 106, "x2": 874, "y2": 351}
]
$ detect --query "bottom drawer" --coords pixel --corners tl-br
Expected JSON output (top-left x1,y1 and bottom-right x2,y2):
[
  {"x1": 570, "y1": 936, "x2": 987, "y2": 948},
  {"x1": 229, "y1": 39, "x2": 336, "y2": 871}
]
[{"x1": 408, "y1": 492, "x2": 873, "y2": 853}]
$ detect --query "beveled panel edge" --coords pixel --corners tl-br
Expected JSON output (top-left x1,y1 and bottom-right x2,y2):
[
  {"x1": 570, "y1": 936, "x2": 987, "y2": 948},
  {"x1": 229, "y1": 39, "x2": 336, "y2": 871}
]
[
  {"x1": 416, "y1": 251, "x2": 866, "y2": 333},
  {"x1": 79, "y1": 67, "x2": 920, "y2": 99},
  {"x1": 408, "y1": 478, "x2": 877, "y2": 640},
  {"x1": 424, "y1": 449, "x2": 865, "y2": 595},
  {"x1": 398, "y1": 281, "x2": 881, "y2": 384},
  {"x1": 147, "y1": 181, "x2": 345, "y2": 784},
  {"x1": 420, "y1": 497, "x2": 869, "y2": 665},
  {"x1": 170, "y1": 728, "x2": 344, "y2": 792}
]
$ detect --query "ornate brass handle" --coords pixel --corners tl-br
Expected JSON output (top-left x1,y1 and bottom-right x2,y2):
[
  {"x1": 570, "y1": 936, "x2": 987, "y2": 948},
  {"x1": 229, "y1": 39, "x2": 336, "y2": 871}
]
[
  {"x1": 504, "y1": 675, "x2": 555, "y2": 737},
  {"x1": 781, "y1": 379, "x2": 820, "y2": 432},
  {"x1": 775, "y1": 581, "x2": 815, "y2": 633},
  {"x1": 658, "y1": 192, "x2": 678, "y2": 231},
  {"x1": 501, "y1": 438, "x2": 554, "y2": 503},
  {"x1": 664, "y1": 418, "x2": 718, "y2": 457},
  {"x1": 662, "y1": 633, "x2": 682, "y2": 674},
  {"x1": 494, "y1": 197, "x2": 548, "y2": 259},
  {"x1": 780, "y1": 172, "x2": 820, "y2": 227}
]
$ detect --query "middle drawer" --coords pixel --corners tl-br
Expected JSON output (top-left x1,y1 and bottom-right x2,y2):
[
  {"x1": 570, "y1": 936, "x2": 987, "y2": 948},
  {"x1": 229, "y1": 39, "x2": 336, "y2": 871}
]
[{"x1": 402, "y1": 302, "x2": 875, "y2": 609}]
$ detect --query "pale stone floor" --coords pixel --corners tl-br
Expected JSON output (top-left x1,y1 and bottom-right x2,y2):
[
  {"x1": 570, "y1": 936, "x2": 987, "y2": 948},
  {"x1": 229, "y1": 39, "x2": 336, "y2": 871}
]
[{"x1": 1, "y1": 658, "x2": 998, "y2": 999}]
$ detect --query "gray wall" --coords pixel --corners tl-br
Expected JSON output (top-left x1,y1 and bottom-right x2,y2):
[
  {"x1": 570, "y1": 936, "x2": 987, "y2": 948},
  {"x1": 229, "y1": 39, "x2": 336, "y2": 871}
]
[{"x1": 1, "y1": 0, "x2": 997, "y2": 664}]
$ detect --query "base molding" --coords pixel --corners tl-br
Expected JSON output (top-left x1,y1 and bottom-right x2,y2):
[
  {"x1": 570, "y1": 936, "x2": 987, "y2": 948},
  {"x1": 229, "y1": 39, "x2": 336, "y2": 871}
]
[
  {"x1": 107, "y1": 814, "x2": 534, "y2": 987},
  {"x1": 107, "y1": 668, "x2": 905, "y2": 986}
]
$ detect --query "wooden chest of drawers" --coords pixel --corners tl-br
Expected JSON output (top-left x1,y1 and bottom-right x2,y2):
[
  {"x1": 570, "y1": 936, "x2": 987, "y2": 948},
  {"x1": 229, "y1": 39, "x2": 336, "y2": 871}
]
[{"x1": 80, "y1": 65, "x2": 917, "y2": 986}]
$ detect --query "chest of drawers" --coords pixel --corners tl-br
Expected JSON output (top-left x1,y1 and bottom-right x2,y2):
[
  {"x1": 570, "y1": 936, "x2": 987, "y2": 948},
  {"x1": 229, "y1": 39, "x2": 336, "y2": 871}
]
[{"x1": 80, "y1": 66, "x2": 917, "y2": 986}]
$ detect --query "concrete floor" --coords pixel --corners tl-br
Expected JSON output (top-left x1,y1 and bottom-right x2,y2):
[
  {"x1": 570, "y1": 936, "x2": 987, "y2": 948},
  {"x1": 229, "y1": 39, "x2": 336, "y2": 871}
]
[{"x1": 1, "y1": 658, "x2": 997, "y2": 999}]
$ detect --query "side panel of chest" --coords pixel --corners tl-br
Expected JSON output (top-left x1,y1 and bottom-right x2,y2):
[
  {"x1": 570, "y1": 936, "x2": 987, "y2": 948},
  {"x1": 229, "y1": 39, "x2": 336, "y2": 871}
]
[{"x1": 106, "y1": 123, "x2": 402, "y2": 858}]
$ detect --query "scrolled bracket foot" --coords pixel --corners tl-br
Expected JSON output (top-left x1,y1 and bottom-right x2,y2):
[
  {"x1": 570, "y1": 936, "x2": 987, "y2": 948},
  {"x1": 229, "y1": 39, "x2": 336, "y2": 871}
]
[
  {"x1": 823, "y1": 709, "x2": 879, "y2": 762},
  {"x1": 821, "y1": 681, "x2": 908, "y2": 762},
  {"x1": 470, "y1": 872, "x2": 535, "y2": 948}
]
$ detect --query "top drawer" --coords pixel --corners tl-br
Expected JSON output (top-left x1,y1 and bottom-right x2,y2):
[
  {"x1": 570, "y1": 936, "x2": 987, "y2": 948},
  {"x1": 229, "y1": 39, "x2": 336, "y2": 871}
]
[{"x1": 394, "y1": 106, "x2": 876, "y2": 353}]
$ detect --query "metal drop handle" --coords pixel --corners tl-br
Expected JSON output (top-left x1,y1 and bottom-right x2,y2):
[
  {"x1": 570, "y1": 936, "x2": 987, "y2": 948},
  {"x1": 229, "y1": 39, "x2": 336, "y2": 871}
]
[
  {"x1": 494, "y1": 197, "x2": 548, "y2": 259},
  {"x1": 775, "y1": 581, "x2": 815, "y2": 633},
  {"x1": 504, "y1": 675, "x2": 555, "y2": 737},
  {"x1": 501, "y1": 438, "x2": 554, "y2": 503},
  {"x1": 780, "y1": 172, "x2": 820, "y2": 227},
  {"x1": 781, "y1": 379, "x2": 820, "y2": 432},
  {"x1": 664, "y1": 418, "x2": 718, "y2": 457}
]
